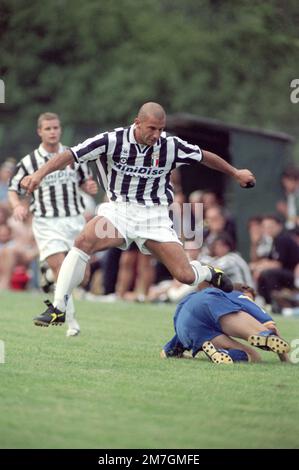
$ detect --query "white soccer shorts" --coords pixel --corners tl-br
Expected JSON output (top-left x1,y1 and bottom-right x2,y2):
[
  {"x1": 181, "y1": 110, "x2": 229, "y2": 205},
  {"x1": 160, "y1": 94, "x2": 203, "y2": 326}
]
[
  {"x1": 97, "y1": 201, "x2": 182, "y2": 255},
  {"x1": 32, "y1": 214, "x2": 86, "y2": 261}
]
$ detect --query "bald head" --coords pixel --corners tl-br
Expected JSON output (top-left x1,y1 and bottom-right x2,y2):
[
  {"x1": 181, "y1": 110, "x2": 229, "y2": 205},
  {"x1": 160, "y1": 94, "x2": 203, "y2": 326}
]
[
  {"x1": 134, "y1": 102, "x2": 166, "y2": 146},
  {"x1": 137, "y1": 102, "x2": 166, "y2": 122}
]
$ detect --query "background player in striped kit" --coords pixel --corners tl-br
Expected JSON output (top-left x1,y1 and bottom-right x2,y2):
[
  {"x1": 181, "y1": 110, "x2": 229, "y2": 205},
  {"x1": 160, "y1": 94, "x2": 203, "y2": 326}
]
[
  {"x1": 9, "y1": 112, "x2": 97, "y2": 336},
  {"x1": 21, "y1": 102, "x2": 256, "y2": 326}
]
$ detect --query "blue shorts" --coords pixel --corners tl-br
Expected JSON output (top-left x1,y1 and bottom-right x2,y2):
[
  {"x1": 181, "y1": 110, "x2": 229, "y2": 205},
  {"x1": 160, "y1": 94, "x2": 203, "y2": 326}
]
[{"x1": 174, "y1": 288, "x2": 272, "y2": 355}]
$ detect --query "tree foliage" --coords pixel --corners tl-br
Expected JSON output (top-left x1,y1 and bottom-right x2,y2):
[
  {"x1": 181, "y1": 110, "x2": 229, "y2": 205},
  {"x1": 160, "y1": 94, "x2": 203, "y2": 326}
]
[{"x1": 1, "y1": 0, "x2": 299, "y2": 157}]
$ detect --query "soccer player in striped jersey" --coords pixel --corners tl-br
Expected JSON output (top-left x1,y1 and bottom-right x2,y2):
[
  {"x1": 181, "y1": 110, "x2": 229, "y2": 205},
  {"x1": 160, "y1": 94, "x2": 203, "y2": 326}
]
[
  {"x1": 9, "y1": 112, "x2": 98, "y2": 335},
  {"x1": 21, "y1": 102, "x2": 256, "y2": 326}
]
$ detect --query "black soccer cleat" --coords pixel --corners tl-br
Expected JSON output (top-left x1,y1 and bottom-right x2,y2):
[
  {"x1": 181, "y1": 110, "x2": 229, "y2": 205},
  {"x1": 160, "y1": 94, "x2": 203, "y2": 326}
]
[
  {"x1": 33, "y1": 300, "x2": 65, "y2": 327},
  {"x1": 208, "y1": 266, "x2": 233, "y2": 292},
  {"x1": 160, "y1": 335, "x2": 186, "y2": 358}
]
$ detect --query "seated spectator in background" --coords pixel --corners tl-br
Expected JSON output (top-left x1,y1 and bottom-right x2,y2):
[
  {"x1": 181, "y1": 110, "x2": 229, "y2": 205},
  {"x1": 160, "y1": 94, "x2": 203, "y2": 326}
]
[
  {"x1": 202, "y1": 191, "x2": 236, "y2": 240},
  {"x1": 187, "y1": 190, "x2": 236, "y2": 249},
  {"x1": 248, "y1": 215, "x2": 273, "y2": 263},
  {"x1": 276, "y1": 166, "x2": 299, "y2": 230},
  {"x1": 189, "y1": 189, "x2": 203, "y2": 207},
  {"x1": 150, "y1": 232, "x2": 253, "y2": 304},
  {"x1": 202, "y1": 205, "x2": 237, "y2": 256},
  {"x1": 0, "y1": 158, "x2": 16, "y2": 206},
  {"x1": 0, "y1": 223, "x2": 13, "y2": 249},
  {"x1": 161, "y1": 283, "x2": 290, "y2": 364},
  {"x1": 115, "y1": 243, "x2": 155, "y2": 301},
  {"x1": 201, "y1": 190, "x2": 219, "y2": 210},
  {"x1": 250, "y1": 215, "x2": 299, "y2": 305},
  {"x1": 188, "y1": 189, "x2": 219, "y2": 235},
  {"x1": 203, "y1": 233, "x2": 254, "y2": 287},
  {"x1": 0, "y1": 215, "x2": 38, "y2": 290},
  {"x1": 0, "y1": 203, "x2": 10, "y2": 226},
  {"x1": 148, "y1": 196, "x2": 238, "y2": 305}
]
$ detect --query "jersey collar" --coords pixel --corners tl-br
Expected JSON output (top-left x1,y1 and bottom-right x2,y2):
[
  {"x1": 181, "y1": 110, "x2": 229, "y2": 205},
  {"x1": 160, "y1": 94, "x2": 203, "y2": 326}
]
[
  {"x1": 128, "y1": 124, "x2": 138, "y2": 144},
  {"x1": 128, "y1": 124, "x2": 166, "y2": 153},
  {"x1": 38, "y1": 143, "x2": 64, "y2": 158}
]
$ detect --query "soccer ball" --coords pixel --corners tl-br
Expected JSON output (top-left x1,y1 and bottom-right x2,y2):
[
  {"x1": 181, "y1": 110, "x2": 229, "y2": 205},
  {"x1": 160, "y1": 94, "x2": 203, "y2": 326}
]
[{"x1": 39, "y1": 261, "x2": 55, "y2": 293}]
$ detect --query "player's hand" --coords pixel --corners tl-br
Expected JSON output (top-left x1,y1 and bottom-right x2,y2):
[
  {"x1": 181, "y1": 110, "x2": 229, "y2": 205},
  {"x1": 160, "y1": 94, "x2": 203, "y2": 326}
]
[
  {"x1": 263, "y1": 321, "x2": 279, "y2": 336},
  {"x1": 235, "y1": 169, "x2": 256, "y2": 188},
  {"x1": 21, "y1": 174, "x2": 42, "y2": 193},
  {"x1": 81, "y1": 177, "x2": 98, "y2": 195},
  {"x1": 13, "y1": 204, "x2": 29, "y2": 222}
]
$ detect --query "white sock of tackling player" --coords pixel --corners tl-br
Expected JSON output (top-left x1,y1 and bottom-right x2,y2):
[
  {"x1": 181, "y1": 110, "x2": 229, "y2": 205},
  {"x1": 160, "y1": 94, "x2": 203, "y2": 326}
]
[
  {"x1": 54, "y1": 247, "x2": 90, "y2": 312},
  {"x1": 190, "y1": 260, "x2": 212, "y2": 286}
]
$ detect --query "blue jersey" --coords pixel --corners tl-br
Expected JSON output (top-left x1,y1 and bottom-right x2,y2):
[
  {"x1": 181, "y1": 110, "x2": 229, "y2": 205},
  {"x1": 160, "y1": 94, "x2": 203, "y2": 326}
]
[{"x1": 173, "y1": 288, "x2": 272, "y2": 356}]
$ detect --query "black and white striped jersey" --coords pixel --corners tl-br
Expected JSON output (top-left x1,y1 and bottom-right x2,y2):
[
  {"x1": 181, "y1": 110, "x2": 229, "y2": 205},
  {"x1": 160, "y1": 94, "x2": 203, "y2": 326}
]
[
  {"x1": 9, "y1": 144, "x2": 91, "y2": 218},
  {"x1": 70, "y1": 124, "x2": 203, "y2": 206},
  {"x1": 212, "y1": 252, "x2": 254, "y2": 287}
]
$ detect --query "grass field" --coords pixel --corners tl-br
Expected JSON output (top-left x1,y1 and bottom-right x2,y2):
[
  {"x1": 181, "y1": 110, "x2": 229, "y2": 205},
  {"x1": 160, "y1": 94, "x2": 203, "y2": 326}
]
[{"x1": 0, "y1": 290, "x2": 298, "y2": 449}]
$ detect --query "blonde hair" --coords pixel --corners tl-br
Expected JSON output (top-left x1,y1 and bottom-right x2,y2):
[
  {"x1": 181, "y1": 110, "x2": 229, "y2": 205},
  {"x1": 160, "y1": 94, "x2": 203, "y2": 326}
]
[{"x1": 37, "y1": 112, "x2": 60, "y2": 128}]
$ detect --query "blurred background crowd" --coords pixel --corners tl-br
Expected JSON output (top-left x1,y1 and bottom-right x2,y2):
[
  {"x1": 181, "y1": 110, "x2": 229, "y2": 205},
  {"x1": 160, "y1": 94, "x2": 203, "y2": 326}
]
[
  {"x1": 1, "y1": 156, "x2": 299, "y2": 314},
  {"x1": 1, "y1": 0, "x2": 299, "y2": 314}
]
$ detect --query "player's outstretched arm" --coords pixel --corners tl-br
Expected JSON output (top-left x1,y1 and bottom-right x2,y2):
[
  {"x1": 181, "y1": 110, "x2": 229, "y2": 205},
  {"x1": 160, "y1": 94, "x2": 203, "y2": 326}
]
[
  {"x1": 21, "y1": 149, "x2": 74, "y2": 193},
  {"x1": 201, "y1": 150, "x2": 256, "y2": 188}
]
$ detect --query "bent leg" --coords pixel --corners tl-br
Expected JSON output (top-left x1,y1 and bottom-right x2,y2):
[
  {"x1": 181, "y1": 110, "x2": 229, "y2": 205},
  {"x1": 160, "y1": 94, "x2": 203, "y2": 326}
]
[
  {"x1": 212, "y1": 334, "x2": 262, "y2": 362},
  {"x1": 75, "y1": 216, "x2": 125, "y2": 254},
  {"x1": 145, "y1": 240, "x2": 233, "y2": 291},
  {"x1": 54, "y1": 216, "x2": 125, "y2": 311},
  {"x1": 219, "y1": 311, "x2": 269, "y2": 340},
  {"x1": 145, "y1": 240, "x2": 210, "y2": 285},
  {"x1": 219, "y1": 311, "x2": 290, "y2": 355},
  {"x1": 46, "y1": 252, "x2": 66, "y2": 280}
]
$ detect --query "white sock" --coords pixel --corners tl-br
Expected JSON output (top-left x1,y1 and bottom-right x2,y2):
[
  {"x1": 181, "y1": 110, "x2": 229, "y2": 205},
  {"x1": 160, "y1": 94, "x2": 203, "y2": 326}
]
[
  {"x1": 190, "y1": 260, "x2": 211, "y2": 286},
  {"x1": 54, "y1": 247, "x2": 90, "y2": 311},
  {"x1": 65, "y1": 295, "x2": 80, "y2": 330}
]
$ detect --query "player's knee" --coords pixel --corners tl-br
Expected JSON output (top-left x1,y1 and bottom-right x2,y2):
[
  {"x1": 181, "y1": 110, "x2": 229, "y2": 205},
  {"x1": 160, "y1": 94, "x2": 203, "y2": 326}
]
[{"x1": 74, "y1": 232, "x2": 95, "y2": 255}]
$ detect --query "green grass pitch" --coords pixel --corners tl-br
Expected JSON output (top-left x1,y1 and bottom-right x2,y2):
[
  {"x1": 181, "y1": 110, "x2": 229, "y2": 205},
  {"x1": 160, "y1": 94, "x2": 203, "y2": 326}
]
[{"x1": 0, "y1": 291, "x2": 298, "y2": 449}]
